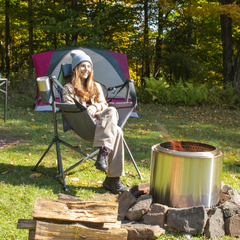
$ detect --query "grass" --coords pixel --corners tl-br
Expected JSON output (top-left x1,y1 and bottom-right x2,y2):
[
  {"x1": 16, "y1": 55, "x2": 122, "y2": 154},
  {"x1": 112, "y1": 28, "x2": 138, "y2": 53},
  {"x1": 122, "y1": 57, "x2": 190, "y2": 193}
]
[{"x1": 0, "y1": 91, "x2": 240, "y2": 239}]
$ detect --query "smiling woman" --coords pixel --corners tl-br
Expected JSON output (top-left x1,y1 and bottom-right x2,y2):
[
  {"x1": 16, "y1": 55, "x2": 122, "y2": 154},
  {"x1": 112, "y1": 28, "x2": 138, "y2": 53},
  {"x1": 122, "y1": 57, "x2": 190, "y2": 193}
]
[
  {"x1": 62, "y1": 50, "x2": 129, "y2": 195},
  {"x1": 62, "y1": 50, "x2": 108, "y2": 120}
]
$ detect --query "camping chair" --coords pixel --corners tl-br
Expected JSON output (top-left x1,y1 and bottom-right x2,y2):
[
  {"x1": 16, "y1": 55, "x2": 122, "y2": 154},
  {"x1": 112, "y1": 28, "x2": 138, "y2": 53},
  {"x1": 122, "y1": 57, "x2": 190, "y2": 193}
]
[{"x1": 32, "y1": 64, "x2": 143, "y2": 191}]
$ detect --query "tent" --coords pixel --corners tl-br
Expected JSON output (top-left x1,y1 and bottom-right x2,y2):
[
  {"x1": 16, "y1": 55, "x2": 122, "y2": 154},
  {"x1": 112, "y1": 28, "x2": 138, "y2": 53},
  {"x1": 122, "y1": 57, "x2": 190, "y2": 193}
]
[{"x1": 32, "y1": 47, "x2": 138, "y2": 117}]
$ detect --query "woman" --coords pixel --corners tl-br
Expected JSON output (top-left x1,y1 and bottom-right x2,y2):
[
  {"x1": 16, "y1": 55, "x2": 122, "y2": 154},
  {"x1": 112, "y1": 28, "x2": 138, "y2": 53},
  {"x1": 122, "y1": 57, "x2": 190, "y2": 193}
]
[{"x1": 62, "y1": 50, "x2": 128, "y2": 194}]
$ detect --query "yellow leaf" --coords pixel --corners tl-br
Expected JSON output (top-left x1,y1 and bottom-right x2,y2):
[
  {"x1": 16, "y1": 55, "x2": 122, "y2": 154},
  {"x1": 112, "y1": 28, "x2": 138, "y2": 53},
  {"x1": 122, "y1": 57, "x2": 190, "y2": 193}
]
[
  {"x1": 30, "y1": 173, "x2": 41, "y2": 178},
  {"x1": 79, "y1": 181, "x2": 88, "y2": 185},
  {"x1": 71, "y1": 177, "x2": 79, "y2": 182}
]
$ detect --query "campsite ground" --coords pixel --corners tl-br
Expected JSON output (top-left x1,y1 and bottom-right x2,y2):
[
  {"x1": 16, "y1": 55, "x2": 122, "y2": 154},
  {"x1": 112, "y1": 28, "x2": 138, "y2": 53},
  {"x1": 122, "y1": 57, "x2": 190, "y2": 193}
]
[{"x1": 0, "y1": 92, "x2": 240, "y2": 239}]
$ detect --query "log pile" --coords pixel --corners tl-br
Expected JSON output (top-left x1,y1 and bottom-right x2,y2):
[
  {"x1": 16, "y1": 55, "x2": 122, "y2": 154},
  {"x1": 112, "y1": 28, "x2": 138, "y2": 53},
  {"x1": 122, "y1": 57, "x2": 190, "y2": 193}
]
[{"x1": 17, "y1": 194, "x2": 128, "y2": 240}]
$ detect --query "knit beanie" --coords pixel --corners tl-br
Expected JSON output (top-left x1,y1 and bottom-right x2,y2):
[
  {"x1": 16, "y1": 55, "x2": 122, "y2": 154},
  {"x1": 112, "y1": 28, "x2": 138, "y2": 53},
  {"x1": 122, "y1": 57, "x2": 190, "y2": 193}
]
[{"x1": 70, "y1": 50, "x2": 93, "y2": 70}]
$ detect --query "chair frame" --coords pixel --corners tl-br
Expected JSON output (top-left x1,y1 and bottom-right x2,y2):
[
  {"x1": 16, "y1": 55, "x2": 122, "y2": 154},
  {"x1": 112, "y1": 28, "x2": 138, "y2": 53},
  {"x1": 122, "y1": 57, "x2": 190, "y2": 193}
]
[{"x1": 32, "y1": 75, "x2": 143, "y2": 191}]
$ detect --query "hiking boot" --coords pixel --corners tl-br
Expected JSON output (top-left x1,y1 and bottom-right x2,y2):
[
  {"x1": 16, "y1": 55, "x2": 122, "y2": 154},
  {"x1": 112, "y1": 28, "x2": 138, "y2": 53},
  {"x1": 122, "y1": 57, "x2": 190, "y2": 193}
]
[
  {"x1": 103, "y1": 176, "x2": 129, "y2": 194},
  {"x1": 95, "y1": 146, "x2": 110, "y2": 173}
]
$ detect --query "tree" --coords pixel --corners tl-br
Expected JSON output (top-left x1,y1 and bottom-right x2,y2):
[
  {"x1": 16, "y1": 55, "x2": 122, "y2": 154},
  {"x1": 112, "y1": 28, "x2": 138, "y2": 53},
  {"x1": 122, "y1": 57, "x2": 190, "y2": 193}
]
[
  {"x1": 5, "y1": 0, "x2": 10, "y2": 76},
  {"x1": 28, "y1": 0, "x2": 33, "y2": 76},
  {"x1": 219, "y1": 0, "x2": 234, "y2": 84}
]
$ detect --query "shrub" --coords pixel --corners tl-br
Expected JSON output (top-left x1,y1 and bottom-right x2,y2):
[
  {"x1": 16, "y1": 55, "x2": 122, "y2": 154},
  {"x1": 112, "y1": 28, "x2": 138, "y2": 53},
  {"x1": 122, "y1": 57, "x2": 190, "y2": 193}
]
[
  {"x1": 8, "y1": 68, "x2": 37, "y2": 96},
  {"x1": 185, "y1": 82, "x2": 208, "y2": 106},
  {"x1": 136, "y1": 75, "x2": 170, "y2": 104},
  {"x1": 144, "y1": 75, "x2": 170, "y2": 104},
  {"x1": 169, "y1": 79, "x2": 187, "y2": 105},
  {"x1": 136, "y1": 76, "x2": 239, "y2": 108}
]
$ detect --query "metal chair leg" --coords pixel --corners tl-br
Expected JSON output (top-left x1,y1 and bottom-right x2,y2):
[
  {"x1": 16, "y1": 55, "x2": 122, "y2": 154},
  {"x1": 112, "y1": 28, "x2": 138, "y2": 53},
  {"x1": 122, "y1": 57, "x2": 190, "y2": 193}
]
[
  {"x1": 32, "y1": 137, "x2": 69, "y2": 191},
  {"x1": 32, "y1": 137, "x2": 99, "y2": 191},
  {"x1": 123, "y1": 138, "x2": 143, "y2": 180}
]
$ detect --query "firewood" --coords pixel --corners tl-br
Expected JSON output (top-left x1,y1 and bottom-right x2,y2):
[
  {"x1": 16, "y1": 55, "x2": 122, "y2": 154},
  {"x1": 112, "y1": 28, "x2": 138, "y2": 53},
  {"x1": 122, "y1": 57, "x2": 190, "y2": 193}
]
[
  {"x1": 34, "y1": 221, "x2": 128, "y2": 240},
  {"x1": 32, "y1": 197, "x2": 118, "y2": 223},
  {"x1": 28, "y1": 229, "x2": 36, "y2": 240},
  {"x1": 17, "y1": 219, "x2": 36, "y2": 229},
  {"x1": 58, "y1": 193, "x2": 84, "y2": 202}
]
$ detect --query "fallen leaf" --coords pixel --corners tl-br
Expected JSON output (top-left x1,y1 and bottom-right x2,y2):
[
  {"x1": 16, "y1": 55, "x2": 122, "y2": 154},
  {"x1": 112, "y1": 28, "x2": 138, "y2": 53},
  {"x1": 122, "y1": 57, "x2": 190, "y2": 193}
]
[
  {"x1": 30, "y1": 173, "x2": 41, "y2": 178},
  {"x1": 71, "y1": 177, "x2": 79, "y2": 182},
  {"x1": 79, "y1": 181, "x2": 88, "y2": 185}
]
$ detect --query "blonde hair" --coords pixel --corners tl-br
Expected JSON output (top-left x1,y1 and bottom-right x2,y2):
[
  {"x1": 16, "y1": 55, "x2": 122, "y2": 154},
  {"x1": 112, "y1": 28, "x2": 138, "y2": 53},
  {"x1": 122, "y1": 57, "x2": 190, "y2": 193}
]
[{"x1": 70, "y1": 64, "x2": 100, "y2": 102}]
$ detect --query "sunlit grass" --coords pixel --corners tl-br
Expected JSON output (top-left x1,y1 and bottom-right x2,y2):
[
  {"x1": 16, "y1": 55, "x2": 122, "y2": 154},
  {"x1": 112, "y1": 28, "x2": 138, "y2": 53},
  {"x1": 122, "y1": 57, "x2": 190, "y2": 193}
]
[{"x1": 0, "y1": 93, "x2": 239, "y2": 239}]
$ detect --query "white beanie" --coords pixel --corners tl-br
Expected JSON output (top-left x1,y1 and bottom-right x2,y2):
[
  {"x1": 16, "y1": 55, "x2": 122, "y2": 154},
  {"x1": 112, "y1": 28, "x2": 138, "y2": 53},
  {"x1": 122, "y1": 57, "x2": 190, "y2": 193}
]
[{"x1": 70, "y1": 50, "x2": 93, "y2": 70}]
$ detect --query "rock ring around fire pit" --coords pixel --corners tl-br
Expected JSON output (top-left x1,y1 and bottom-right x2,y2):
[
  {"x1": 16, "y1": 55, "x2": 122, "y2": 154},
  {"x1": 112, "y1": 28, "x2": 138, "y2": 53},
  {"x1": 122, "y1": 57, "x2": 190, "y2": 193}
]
[{"x1": 150, "y1": 141, "x2": 224, "y2": 208}]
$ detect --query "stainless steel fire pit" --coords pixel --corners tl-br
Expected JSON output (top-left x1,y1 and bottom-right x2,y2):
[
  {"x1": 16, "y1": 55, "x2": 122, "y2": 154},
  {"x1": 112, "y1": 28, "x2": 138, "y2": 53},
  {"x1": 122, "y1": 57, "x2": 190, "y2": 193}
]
[{"x1": 150, "y1": 141, "x2": 223, "y2": 208}]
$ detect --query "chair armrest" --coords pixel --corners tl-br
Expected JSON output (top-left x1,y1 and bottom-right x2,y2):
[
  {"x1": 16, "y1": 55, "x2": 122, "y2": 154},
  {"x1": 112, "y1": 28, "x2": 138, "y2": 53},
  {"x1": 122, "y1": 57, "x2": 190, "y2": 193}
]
[
  {"x1": 108, "y1": 102, "x2": 135, "y2": 109},
  {"x1": 56, "y1": 103, "x2": 86, "y2": 112}
]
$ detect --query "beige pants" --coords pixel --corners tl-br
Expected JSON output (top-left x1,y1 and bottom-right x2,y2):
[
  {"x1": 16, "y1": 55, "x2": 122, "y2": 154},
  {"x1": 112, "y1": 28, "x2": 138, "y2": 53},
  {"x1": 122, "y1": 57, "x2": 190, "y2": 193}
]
[{"x1": 93, "y1": 107, "x2": 125, "y2": 177}]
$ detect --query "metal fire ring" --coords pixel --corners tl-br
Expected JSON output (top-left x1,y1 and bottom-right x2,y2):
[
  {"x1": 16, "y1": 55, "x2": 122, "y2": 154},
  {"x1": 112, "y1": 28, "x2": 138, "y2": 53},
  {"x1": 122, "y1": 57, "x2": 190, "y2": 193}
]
[{"x1": 154, "y1": 141, "x2": 223, "y2": 158}]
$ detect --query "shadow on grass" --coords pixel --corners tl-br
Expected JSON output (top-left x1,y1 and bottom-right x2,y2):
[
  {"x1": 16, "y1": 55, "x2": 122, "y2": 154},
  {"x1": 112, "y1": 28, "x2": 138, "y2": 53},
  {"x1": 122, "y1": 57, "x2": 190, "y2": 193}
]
[{"x1": 0, "y1": 163, "x2": 109, "y2": 197}]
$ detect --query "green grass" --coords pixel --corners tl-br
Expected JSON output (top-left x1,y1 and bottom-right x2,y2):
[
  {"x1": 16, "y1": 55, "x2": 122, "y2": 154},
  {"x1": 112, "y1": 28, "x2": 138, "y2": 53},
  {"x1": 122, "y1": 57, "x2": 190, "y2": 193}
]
[{"x1": 0, "y1": 92, "x2": 240, "y2": 239}]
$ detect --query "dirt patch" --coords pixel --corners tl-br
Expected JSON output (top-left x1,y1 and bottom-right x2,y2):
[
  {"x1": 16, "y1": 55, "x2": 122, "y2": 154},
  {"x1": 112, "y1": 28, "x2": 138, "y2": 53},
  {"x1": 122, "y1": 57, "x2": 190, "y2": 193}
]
[{"x1": 0, "y1": 130, "x2": 23, "y2": 150}]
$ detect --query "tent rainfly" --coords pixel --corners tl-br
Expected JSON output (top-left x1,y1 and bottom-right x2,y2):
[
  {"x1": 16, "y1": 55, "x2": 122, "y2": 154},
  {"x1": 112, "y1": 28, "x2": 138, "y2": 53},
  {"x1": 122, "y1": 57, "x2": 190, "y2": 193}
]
[{"x1": 32, "y1": 47, "x2": 138, "y2": 117}]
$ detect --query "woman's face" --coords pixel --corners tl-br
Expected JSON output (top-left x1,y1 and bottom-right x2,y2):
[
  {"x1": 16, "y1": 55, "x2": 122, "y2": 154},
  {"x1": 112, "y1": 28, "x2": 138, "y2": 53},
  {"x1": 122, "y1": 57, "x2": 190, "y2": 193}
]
[{"x1": 78, "y1": 61, "x2": 92, "y2": 82}]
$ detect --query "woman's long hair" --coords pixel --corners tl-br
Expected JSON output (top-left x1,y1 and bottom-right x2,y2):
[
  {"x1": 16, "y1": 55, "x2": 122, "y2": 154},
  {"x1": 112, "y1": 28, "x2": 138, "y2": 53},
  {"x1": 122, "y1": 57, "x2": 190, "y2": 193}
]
[{"x1": 70, "y1": 64, "x2": 100, "y2": 102}]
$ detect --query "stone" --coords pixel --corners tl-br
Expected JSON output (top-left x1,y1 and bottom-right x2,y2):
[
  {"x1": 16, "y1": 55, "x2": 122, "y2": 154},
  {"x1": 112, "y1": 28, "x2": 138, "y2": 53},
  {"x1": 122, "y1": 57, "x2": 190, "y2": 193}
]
[
  {"x1": 125, "y1": 195, "x2": 153, "y2": 221},
  {"x1": 121, "y1": 220, "x2": 165, "y2": 239},
  {"x1": 204, "y1": 207, "x2": 225, "y2": 238},
  {"x1": 143, "y1": 203, "x2": 169, "y2": 227},
  {"x1": 226, "y1": 213, "x2": 240, "y2": 237},
  {"x1": 219, "y1": 192, "x2": 230, "y2": 205},
  {"x1": 167, "y1": 205, "x2": 207, "y2": 235},
  {"x1": 221, "y1": 184, "x2": 233, "y2": 194},
  {"x1": 221, "y1": 199, "x2": 240, "y2": 218},
  {"x1": 117, "y1": 190, "x2": 137, "y2": 218},
  {"x1": 229, "y1": 188, "x2": 240, "y2": 203},
  {"x1": 129, "y1": 182, "x2": 150, "y2": 198}
]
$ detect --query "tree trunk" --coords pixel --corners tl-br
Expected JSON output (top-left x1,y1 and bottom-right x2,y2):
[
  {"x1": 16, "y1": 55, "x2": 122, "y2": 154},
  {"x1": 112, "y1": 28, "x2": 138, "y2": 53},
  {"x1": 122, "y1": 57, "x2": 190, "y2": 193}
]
[
  {"x1": 5, "y1": 0, "x2": 10, "y2": 77},
  {"x1": 154, "y1": 7, "x2": 163, "y2": 78},
  {"x1": 186, "y1": 17, "x2": 192, "y2": 80},
  {"x1": 28, "y1": 0, "x2": 34, "y2": 77},
  {"x1": 219, "y1": 0, "x2": 234, "y2": 84},
  {"x1": 142, "y1": 0, "x2": 150, "y2": 85},
  {"x1": 72, "y1": 0, "x2": 78, "y2": 43},
  {"x1": 233, "y1": 38, "x2": 240, "y2": 90},
  {"x1": 66, "y1": 34, "x2": 70, "y2": 46}
]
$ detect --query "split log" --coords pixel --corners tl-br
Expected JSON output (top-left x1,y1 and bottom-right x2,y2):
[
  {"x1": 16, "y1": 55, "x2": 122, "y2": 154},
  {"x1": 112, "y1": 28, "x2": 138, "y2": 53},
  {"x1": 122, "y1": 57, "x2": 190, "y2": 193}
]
[
  {"x1": 17, "y1": 218, "x2": 121, "y2": 231},
  {"x1": 17, "y1": 219, "x2": 36, "y2": 229},
  {"x1": 28, "y1": 229, "x2": 36, "y2": 240},
  {"x1": 58, "y1": 193, "x2": 84, "y2": 202},
  {"x1": 17, "y1": 220, "x2": 36, "y2": 240},
  {"x1": 34, "y1": 221, "x2": 128, "y2": 240},
  {"x1": 32, "y1": 197, "x2": 118, "y2": 223}
]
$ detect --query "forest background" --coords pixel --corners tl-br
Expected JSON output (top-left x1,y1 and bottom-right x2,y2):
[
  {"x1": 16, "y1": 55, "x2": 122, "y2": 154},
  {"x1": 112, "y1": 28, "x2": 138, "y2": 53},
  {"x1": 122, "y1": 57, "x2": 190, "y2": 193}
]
[{"x1": 1, "y1": 0, "x2": 240, "y2": 107}]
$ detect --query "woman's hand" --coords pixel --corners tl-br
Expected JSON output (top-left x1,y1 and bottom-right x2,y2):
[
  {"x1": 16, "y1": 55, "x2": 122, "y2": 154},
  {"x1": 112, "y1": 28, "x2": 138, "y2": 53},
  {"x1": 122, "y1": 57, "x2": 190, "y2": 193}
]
[{"x1": 87, "y1": 105, "x2": 97, "y2": 117}]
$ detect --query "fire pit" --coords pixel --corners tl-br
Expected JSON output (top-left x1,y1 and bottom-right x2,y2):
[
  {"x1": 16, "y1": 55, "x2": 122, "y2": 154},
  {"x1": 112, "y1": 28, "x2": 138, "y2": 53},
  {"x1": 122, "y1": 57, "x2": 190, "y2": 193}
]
[{"x1": 150, "y1": 141, "x2": 223, "y2": 208}]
